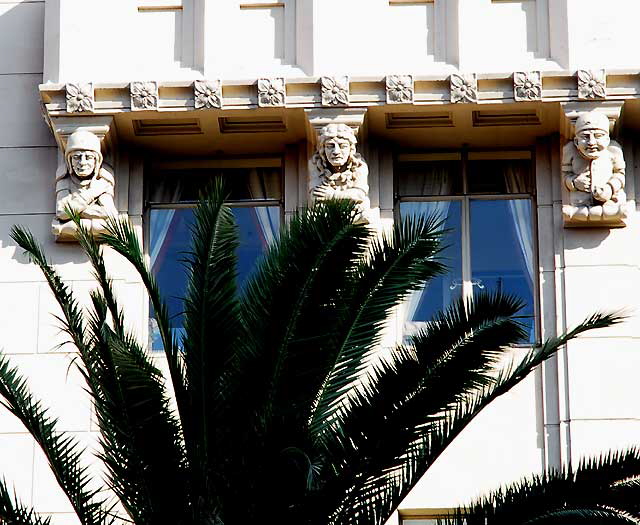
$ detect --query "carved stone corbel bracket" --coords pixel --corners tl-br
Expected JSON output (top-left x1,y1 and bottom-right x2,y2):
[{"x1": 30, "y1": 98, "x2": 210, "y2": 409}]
[
  {"x1": 560, "y1": 100, "x2": 623, "y2": 139},
  {"x1": 560, "y1": 101, "x2": 633, "y2": 228},
  {"x1": 51, "y1": 115, "x2": 116, "y2": 156},
  {"x1": 304, "y1": 108, "x2": 367, "y2": 146},
  {"x1": 50, "y1": 116, "x2": 119, "y2": 241},
  {"x1": 303, "y1": 108, "x2": 377, "y2": 224}
]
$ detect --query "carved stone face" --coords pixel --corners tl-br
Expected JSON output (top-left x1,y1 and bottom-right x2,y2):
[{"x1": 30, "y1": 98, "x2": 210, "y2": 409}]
[
  {"x1": 323, "y1": 138, "x2": 352, "y2": 169},
  {"x1": 71, "y1": 150, "x2": 98, "y2": 179},
  {"x1": 574, "y1": 128, "x2": 610, "y2": 160}
]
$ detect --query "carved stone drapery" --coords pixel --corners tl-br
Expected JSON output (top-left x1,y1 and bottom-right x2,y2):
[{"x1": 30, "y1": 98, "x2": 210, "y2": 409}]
[
  {"x1": 321, "y1": 76, "x2": 349, "y2": 107},
  {"x1": 130, "y1": 81, "x2": 159, "y2": 111},
  {"x1": 561, "y1": 110, "x2": 631, "y2": 227},
  {"x1": 194, "y1": 80, "x2": 222, "y2": 109},
  {"x1": 52, "y1": 129, "x2": 118, "y2": 241},
  {"x1": 307, "y1": 122, "x2": 371, "y2": 224},
  {"x1": 66, "y1": 83, "x2": 94, "y2": 113}
]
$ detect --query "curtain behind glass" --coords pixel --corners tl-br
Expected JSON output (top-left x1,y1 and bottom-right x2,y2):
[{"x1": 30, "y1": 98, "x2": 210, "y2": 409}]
[
  {"x1": 503, "y1": 163, "x2": 535, "y2": 291},
  {"x1": 468, "y1": 159, "x2": 533, "y2": 194},
  {"x1": 148, "y1": 167, "x2": 282, "y2": 272},
  {"x1": 148, "y1": 167, "x2": 282, "y2": 203},
  {"x1": 397, "y1": 161, "x2": 460, "y2": 196}
]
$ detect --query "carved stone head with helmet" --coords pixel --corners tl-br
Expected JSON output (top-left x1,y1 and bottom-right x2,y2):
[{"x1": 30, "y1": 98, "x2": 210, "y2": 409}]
[{"x1": 65, "y1": 130, "x2": 103, "y2": 180}]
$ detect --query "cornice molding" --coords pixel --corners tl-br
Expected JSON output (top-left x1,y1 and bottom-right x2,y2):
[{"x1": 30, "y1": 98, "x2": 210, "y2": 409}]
[{"x1": 40, "y1": 69, "x2": 640, "y2": 117}]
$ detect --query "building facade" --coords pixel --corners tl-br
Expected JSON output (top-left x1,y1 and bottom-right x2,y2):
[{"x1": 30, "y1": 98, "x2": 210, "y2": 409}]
[{"x1": 1, "y1": 0, "x2": 640, "y2": 523}]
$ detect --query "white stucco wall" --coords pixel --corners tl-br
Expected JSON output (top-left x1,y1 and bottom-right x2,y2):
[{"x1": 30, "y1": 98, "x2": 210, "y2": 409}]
[{"x1": 2, "y1": 1, "x2": 640, "y2": 524}]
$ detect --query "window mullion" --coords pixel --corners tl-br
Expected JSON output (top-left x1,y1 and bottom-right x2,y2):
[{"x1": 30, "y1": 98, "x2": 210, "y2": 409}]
[
  {"x1": 460, "y1": 150, "x2": 473, "y2": 304},
  {"x1": 461, "y1": 196, "x2": 473, "y2": 303}
]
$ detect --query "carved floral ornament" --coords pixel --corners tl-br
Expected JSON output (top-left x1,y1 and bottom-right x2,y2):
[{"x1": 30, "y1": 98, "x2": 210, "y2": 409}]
[
  {"x1": 66, "y1": 83, "x2": 94, "y2": 113},
  {"x1": 257, "y1": 78, "x2": 286, "y2": 107},
  {"x1": 450, "y1": 73, "x2": 478, "y2": 103},
  {"x1": 321, "y1": 76, "x2": 349, "y2": 107},
  {"x1": 577, "y1": 69, "x2": 606, "y2": 100},
  {"x1": 194, "y1": 80, "x2": 222, "y2": 109},
  {"x1": 513, "y1": 72, "x2": 542, "y2": 101},
  {"x1": 386, "y1": 75, "x2": 414, "y2": 104},
  {"x1": 130, "y1": 81, "x2": 159, "y2": 111}
]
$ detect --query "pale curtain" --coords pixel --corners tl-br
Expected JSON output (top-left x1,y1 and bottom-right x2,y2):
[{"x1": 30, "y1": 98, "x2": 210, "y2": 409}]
[
  {"x1": 399, "y1": 163, "x2": 455, "y2": 330},
  {"x1": 502, "y1": 162, "x2": 535, "y2": 293}
]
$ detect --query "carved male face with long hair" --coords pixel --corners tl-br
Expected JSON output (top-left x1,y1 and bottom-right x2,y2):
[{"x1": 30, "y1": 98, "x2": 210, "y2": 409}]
[{"x1": 317, "y1": 124, "x2": 357, "y2": 172}]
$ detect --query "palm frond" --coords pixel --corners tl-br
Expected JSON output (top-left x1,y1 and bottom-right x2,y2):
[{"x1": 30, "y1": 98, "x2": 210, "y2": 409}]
[
  {"x1": 237, "y1": 199, "x2": 369, "y2": 423},
  {"x1": 0, "y1": 353, "x2": 109, "y2": 525},
  {"x1": 444, "y1": 449, "x2": 640, "y2": 525},
  {"x1": 94, "y1": 326, "x2": 192, "y2": 524},
  {"x1": 327, "y1": 310, "x2": 623, "y2": 525},
  {"x1": 99, "y1": 216, "x2": 190, "y2": 442},
  {"x1": 523, "y1": 508, "x2": 640, "y2": 525},
  {"x1": 310, "y1": 212, "x2": 447, "y2": 442},
  {"x1": 71, "y1": 211, "x2": 126, "y2": 338},
  {"x1": 0, "y1": 476, "x2": 52, "y2": 525},
  {"x1": 320, "y1": 291, "x2": 524, "y2": 523},
  {"x1": 179, "y1": 182, "x2": 242, "y2": 519},
  {"x1": 11, "y1": 226, "x2": 89, "y2": 356},
  {"x1": 225, "y1": 199, "x2": 370, "y2": 517}
]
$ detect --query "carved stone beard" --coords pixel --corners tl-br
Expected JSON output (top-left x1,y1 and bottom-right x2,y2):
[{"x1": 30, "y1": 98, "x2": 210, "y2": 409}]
[{"x1": 323, "y1": 160, "x2": 356, "y2": 189}]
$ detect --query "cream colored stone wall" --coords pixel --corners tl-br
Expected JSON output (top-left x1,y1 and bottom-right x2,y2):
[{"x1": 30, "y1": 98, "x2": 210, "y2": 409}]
[
  {"x1": 2, "y1": 1, "x2": 640, "y2": 524},
  {"x1": 41, "y1": 0, "x2": 640, "y2": 82}
]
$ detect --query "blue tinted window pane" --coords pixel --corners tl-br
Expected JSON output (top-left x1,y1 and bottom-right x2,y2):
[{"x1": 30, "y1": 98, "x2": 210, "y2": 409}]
[
  {"x1": 399, "y1": 201, "x2": 462, "y2": 334},
  {"x1": 149, "y1": 206, "x2": 280, "y2": 350},
  {"x1": 470, "y1": 199, "x2": 535, "y2": 343}
]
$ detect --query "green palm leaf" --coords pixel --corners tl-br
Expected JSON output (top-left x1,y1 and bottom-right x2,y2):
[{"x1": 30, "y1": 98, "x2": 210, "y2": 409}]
[
  {"x1": 446, "y1": 449, "x2": 640, "y2": 525},
  {"x1": 0, "y1": 476, "x2": 52, "y2": 525},
  {"x1": 0, "y1": 353, "x2": 110, "y2": 525},
  {"x1": 310, "y1": 213, "x2": 447, "y2": 443}
]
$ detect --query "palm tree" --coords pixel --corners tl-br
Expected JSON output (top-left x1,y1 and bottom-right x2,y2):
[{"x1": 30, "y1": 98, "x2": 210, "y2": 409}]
[
  {"x1": 1, "y1": 183, "x2": 619, "y2": 525},
  {"x1": 444, "y1": 449, "x2": 640, "y2": 525}
]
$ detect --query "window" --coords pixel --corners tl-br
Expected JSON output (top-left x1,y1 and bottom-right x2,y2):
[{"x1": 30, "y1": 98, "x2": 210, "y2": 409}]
[
  {"x1": 146, "y1": 161, "x2": 283, "y2": 350},
  {"x1": 396, "y1": 151, "x2": 536, "y2": 344}
]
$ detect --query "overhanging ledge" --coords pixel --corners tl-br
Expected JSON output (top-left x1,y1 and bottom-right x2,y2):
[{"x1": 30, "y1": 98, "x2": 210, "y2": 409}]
[{"x1": 39, "y1": 69, "x2": 640, "y2": 155}]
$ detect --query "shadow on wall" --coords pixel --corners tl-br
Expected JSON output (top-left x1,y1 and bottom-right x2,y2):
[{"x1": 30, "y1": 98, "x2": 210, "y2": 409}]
[
  {"x1": 563, "y1": 226, "x2": 612, "y2": 252},
  {"x1": 1, "y1": 214, "x2": 94, "y2": 270}
]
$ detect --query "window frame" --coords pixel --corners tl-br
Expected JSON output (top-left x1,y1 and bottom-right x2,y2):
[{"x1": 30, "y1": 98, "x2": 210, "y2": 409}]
[
  {"x1": 143, "y1": 156, "x2": 285, "y2": 350},
  {"x1": 394, "y1": 148, "x2": 540, "y2": 346}
]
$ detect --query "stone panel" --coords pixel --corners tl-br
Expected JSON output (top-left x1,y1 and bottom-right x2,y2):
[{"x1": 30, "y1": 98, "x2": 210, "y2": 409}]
[
  {"x1": 9, "y1": 353, "x2": 92, "y2": 431},
  {"x1": 32, "y1": 431, "x2": 99, "y2": 516},
  {"x1": 0, "y1": 2, "x2": 44, "y2": 74},
  {"x1": 564, "y1": 213, "x2": 640, "y2": 267},
  {"x1": 0, "y1": 213, "x2": 143, "y2": 284},
  {"x1": 563, "y1": 265, "x2": 640, "y2": 339},
  {"x1": 569, "y1": 419, "x2": 640, "y2": 466},
  {"x1": 0, "y1": 433, "x2": 34, "y2": 505},
  {"x1": 0, "y1": 281, "x2": 39, "y2": 354},
  {"x1": 566, "y1": 337, "x2": 640, "y2": 420},
  {"x1": 0, "y1": 147, "x2": 57, "y2": 215},
  {"x1": 0, "y1": 74, "x2": 55, "y2": 147}
]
